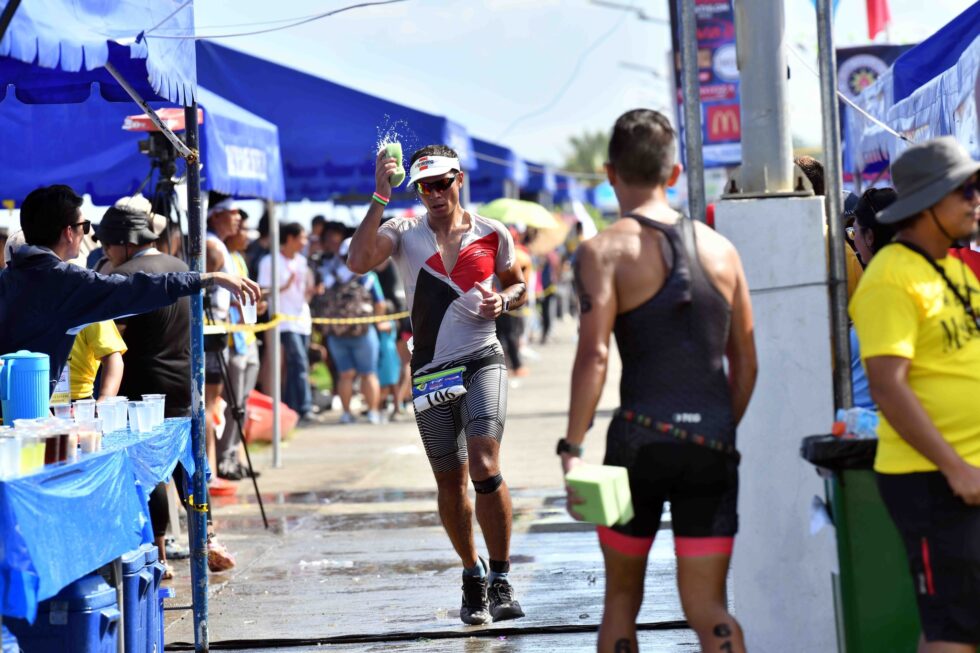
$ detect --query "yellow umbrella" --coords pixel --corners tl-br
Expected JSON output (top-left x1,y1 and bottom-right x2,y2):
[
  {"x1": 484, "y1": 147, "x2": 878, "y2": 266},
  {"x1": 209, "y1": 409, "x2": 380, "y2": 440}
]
[{"x1": 479, "y1": 198, "x2": 561, "y2": 230}]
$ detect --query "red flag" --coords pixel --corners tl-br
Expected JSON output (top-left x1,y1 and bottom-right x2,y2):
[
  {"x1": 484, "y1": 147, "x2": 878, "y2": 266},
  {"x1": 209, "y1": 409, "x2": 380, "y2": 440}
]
[{"x1": 867, "y1": 0, "x2": 891, "y2": 40}]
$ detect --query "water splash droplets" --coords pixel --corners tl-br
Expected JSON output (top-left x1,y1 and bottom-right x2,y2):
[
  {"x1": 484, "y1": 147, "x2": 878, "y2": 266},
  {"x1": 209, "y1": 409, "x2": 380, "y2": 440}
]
[{"x1": 375, "y1": 114, "x2": 419, "y2": 159}]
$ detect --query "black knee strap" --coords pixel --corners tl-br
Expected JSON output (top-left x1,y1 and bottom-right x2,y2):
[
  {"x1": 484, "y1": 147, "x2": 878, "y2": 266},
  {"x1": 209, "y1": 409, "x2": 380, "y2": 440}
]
[{"x1": 473, "y1": 473, "x2": 503, "y2": 494}]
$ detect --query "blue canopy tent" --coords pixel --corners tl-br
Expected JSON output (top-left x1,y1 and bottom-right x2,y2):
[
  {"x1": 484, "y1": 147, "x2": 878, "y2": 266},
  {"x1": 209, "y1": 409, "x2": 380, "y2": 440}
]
[
  {"x1": 554, "y1": 174, "x2": 586, "y2": 205},
  {"x1": 195, "y1": 41, "x2": 477, "y2": 201},
  {"x1": 0, "y1": 2, "x2": 213, "y2": 649},
  {"x1": 0, "y1": 86, "x2": 286, "y2": 206},
  {"x1": 521, "y1": 161, "x2": 557, "y2": 206},
  {"x1": 845, "y1": 2, "x2": 980, "y2": 178},
  {"x1": 470, "y1": 138, "x2": 528, "y2": 204}
]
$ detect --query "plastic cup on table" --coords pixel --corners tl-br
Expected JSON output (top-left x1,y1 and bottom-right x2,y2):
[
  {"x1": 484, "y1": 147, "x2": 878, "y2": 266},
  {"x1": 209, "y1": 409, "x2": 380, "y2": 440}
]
[
  {"x1": 66, "y1": 431, "x2": 79, "y2": 462},
  {"x1": 103, "y1": 402, "x2": 120, "y2": 433},
  {"x1": 73, "y1": 399, "x2": 96, "y2": 421},
  {"x1": 142, "y1": 395, "x2": 166, "y2": 428},
  {"x1": 0, "y1": 436, "x2": 19, "y2": 478},
  {"x1": 241, "y1": 298, "x2": 258, "y2": 325},
  {"x1": 43, "y1": 433, "x2": 60, "y2": 465},
  {"x1": 127, "y1": 402, "x2": 143, "y2": 433},
  {"x1": 50, "y1": 403, "x2": 72, "y2": 420},
  {"x1": 77, "y1": 420, "x2": 103, "y2": 453},
  {"x1": 135, "y1": 402, "x2": 153, "y2": 433}
]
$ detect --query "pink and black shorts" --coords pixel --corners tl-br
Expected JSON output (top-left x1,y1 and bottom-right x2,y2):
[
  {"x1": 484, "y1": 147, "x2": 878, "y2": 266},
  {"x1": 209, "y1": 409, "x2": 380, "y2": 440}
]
[{"x1": 598, "y1": 429, "x2": 738, "y2": 558}]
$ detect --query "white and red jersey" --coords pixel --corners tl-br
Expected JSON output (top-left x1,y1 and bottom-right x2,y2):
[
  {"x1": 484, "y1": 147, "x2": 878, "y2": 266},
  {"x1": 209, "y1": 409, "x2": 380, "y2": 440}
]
[{"x1": 379, "y1": 212, "x2": 515, "y2": 372}]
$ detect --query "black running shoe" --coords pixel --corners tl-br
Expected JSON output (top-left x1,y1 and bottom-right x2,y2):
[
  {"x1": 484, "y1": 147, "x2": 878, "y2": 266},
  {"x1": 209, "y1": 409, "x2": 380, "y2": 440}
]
[
  {"x1": 488, "y1": 578, "x2": 525, "y2": 622},
  {"x1": 459, "y1": 562, "x2": 491, "y2": 625}
]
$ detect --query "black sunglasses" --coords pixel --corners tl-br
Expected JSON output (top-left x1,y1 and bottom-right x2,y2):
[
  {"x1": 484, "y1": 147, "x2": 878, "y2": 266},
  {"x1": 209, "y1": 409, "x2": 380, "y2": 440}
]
[
  {"x1": 958, "y1": 177, "x2": 980, "y2": 202},
  {"x1": 416, "y1": 173, "x2": 458, "y2": 196},
  {"x1": 71, "y1": 220, "x2": 92, "y2": 235}
]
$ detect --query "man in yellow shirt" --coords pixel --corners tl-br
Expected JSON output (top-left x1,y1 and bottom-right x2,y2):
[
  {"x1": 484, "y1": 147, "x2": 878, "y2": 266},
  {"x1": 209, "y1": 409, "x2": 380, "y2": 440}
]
[
  {"x1": 69, "y1": 320, "x2": 126, "y2": 400},
  {"x1": 850, "y1": 137, "x2": 980, "y2": 652}
]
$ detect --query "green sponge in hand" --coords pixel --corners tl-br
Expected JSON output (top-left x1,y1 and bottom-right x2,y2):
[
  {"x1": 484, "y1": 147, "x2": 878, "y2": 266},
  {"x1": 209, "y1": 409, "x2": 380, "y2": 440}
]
[
  {"x1": 564, "y1": 464, "x2": 634, "y2": 527},
  {"x1": 386, "y1": 142, "x2": 406, "y2": 188}
]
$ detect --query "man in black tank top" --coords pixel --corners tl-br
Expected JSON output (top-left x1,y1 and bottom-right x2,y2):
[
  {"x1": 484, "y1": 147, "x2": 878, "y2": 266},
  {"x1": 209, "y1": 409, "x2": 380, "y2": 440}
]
[{"x1": 562, "y1": 110, "x2": 758, "y2": 653}]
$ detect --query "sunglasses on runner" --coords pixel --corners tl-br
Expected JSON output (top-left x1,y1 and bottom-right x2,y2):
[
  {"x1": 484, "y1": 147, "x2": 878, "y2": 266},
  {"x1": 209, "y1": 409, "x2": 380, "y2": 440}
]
[
  {"x1": 71, "y1": 220, "x2": 92, "y2": 235},
  {"x1": 415, "y1": 173, "x2": 458, "y2": 196},
  {"x1": 958, "y1": 177, "x2": 980, "y2": 202}
]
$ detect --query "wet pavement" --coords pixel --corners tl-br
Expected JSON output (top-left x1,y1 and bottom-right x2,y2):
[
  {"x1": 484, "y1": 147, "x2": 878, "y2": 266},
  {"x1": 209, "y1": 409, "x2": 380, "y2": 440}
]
[{"x1": 163, "y1": 320, "x2": 698, "y2": 651}]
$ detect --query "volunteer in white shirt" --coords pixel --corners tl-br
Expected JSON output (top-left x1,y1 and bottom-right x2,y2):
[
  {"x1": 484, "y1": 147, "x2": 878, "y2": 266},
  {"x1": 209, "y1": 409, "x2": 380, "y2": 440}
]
[{"x1": 258, "y1": 222, "x2": 313, "y2": 421}]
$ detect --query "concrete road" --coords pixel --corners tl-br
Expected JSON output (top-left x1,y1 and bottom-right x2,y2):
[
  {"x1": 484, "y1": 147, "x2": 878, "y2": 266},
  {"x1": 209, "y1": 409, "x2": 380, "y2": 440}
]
[{"x1": 163, "y1": 317, "x2": 697, "y2": 651}]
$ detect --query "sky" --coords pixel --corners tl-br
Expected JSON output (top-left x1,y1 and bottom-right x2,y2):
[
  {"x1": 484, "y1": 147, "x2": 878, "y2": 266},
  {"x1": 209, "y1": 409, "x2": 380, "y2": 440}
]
[{"x1": 192, "y1": 0, "x2": 973, "y2": 167}]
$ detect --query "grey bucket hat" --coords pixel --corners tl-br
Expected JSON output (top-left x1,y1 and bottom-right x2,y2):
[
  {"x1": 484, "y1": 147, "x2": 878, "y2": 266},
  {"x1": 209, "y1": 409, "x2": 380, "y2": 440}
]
[
  {"x1": 95, "y1": 205, "x2": 161, "y2": 246},
  {"x1": 876, "y1": 136, "x2": 980, "y2": 224}
]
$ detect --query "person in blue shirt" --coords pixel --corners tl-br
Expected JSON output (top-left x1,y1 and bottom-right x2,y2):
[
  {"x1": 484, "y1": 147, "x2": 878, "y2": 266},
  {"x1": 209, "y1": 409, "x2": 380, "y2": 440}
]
[
  {"x1": 0, "y1": 185, "x2": 260, "y2": 395},
  {"x1": 847, "y1": 187, "x2": 899, "y2": 409}
]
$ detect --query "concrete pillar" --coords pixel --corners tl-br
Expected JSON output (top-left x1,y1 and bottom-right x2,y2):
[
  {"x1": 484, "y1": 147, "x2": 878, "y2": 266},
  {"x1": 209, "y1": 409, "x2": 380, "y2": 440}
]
[
  {"x1": 733, "y1": 0, "x2": 794, "y2": 193},
  {"x1": 716, "y1": 196, "x2": 838, "y2": 652}
]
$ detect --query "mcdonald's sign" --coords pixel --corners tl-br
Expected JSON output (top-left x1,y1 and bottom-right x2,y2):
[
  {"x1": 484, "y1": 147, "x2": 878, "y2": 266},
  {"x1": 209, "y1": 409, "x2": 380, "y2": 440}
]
[{"x1": 706, "y1": 105, "x2": 741, "y2": 141}]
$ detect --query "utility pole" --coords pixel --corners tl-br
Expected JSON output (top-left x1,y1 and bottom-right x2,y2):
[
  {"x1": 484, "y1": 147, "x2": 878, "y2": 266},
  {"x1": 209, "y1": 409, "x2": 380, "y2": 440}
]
[
  {"x1": 677, "y1": 0, "x2": 706, "y2": 222},
  {"x1": 817, "y1": 0, "x2": 853, "y2": 409},
  {"x1": 733, "y1": 0, "x2": 794, "y2": 193}
]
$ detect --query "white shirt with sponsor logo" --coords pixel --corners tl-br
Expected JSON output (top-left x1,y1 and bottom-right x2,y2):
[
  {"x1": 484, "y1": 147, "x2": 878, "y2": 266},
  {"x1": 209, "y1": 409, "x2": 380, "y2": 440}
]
[{"x1": 379, "y1": 212, "x2": 515, "y2": 372}]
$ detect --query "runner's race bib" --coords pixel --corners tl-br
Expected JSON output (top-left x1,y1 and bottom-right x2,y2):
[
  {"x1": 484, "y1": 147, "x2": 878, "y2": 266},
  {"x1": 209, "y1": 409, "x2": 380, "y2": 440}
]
[{"x1": 412, "y1": 367, "x2": 467, "y2": 412}]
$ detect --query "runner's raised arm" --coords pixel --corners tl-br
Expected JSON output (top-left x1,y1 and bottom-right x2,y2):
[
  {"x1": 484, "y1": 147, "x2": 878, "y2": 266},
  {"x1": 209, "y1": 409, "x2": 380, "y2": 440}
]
[{"x1": 348, "y1": 149, "x2": 398, "y2": 273}]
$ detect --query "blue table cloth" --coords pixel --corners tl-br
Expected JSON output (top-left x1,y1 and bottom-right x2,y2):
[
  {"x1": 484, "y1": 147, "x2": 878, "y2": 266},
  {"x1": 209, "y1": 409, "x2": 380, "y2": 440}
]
[
  {"x1": 0, "y1": 418, "x2": 191, "y2": 622},
  {"x1": 103, "y1": 418, "x2": 194, "y2": 491}
]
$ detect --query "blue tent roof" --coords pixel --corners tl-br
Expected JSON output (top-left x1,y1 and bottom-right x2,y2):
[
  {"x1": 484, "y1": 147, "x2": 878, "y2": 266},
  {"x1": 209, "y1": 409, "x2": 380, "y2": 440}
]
[
  {"x1": 0, "y1": 0, "x2": 196, "y2": 104},
  {"x1": 196, "y1": 41, "x2": 476, "y2": 201},
  {"x1": 469, "y1": 138, "x2": 529, "y2": 203},
  {"x1": 554, "y1": 174, "x2": 586, "y2": 204},
  {"x1": 523, "y1": 161, "x2": 557, "y2": 195},
  {"x1": 0, "y1": 86, "x2": 286, "y2": 205}
]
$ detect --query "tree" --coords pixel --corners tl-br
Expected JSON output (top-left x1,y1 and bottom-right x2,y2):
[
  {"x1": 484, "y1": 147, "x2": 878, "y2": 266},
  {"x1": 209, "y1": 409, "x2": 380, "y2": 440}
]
[{"x1": 564, "y1": 130, "x2": 609, "y2": 177}]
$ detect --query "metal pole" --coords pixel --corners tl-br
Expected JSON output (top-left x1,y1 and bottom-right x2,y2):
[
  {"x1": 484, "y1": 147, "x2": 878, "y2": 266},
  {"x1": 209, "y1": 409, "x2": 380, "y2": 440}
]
[
  {"x1": 0, "y1": 0, "x2": 22, "y2": 44},
  {"x1": 267, "y1": 200, "x2": 282, "y2": 468},
  {"x1": 734, "y1": 0, "x2": 794, "y2": 193},
  {"x1": 677, "y1": 0, "x2": 706, "y2": 221},
  {"x1": 184, "y1": 103, "x2": 210, "y2": 652},
  {"x1": 104, "y1": 62, "x2": 196, "y2": 163},
  {"x1": 816, "y1": 0, "x2": 853, "y2": 410}
]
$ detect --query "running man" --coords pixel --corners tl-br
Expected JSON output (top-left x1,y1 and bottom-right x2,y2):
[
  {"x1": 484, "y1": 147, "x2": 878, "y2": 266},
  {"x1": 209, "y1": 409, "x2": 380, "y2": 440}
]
[
  {"x1": 348, "y1": 145, "x2": 527, "y2": 625},
  {"x1": 562, "y1": 110, "x2": 757, "y2": 652}
]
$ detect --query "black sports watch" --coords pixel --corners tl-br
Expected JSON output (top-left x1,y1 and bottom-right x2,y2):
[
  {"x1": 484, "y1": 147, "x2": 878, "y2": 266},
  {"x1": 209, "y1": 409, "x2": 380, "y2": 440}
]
[{"x1": 556, "y1": 438, "x2": 584, "y2": 457}]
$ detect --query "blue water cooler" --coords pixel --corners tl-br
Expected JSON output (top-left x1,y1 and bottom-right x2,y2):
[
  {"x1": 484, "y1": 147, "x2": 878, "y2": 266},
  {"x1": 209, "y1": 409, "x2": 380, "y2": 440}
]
[
  {"x1": 141, "y1": 543, "x2": 166, "y2": 653},
  {"x1": 6, "y1": 574, "x2": 120, "y2": 653},
  {"x1": 0, "y1": 351, "x2": 50, "y2": 423},
  {"x1": 120, "y1": 549, "x2": 152, "y2": 653}
]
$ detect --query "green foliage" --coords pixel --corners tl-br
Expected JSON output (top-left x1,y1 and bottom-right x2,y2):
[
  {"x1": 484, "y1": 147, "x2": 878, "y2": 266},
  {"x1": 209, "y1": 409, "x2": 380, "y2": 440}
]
[{"x1": 564, "y1": 130, "x2": 609, "y2": 177}]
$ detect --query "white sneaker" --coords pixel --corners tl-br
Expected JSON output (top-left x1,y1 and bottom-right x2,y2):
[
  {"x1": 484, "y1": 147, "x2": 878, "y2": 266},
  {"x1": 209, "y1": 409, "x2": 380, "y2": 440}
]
[
  {"x1": 367, "y1": 410, "x2": 383, "y2": 425},
  {"x1": 340, "y1": 412, "x2": 356, "y2": 424}
]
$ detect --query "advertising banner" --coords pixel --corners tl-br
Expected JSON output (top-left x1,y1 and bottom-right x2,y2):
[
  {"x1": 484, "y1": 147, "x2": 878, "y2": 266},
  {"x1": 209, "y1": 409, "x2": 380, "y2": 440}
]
[{"x1": 669, "y1": 0, "x2": 741, "y2": 169}]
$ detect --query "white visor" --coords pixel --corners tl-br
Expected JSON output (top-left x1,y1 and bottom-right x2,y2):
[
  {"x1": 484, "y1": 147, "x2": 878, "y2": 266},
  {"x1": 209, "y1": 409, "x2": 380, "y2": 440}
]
[
  {"x1": 207, "y1": 197, "x2": 237, "y2": 218},
  {"x1": 409, "y1": 155, "x2": 461, "y2": 185}
]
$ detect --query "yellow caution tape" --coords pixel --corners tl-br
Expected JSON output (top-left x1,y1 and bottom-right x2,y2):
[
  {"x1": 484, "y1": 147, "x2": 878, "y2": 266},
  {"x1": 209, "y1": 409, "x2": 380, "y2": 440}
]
[
  {"x1": 203, "y1": 311, "x2": 411, "y2": 335},
  {"x1": 204, "y1": 289, "x2": 557, "y2": 335}
]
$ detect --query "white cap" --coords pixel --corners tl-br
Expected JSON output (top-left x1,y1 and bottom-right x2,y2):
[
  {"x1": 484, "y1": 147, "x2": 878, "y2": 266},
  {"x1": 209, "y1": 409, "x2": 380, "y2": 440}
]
[
  {"x1": 339, "y1": 237, "x2": 352, "y2": 257},
  {"x1": 207, "y1": 197, "x2": 237, "y2": 218},
  {"x1": 409, "y1": 155, "x2": 461, "y2": 185}
]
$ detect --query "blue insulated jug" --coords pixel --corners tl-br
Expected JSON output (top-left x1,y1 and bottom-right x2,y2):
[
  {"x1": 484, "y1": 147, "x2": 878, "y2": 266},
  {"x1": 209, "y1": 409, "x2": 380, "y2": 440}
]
[{"x1": 0, "y1": 351, "x2": 50, "y2": 423}]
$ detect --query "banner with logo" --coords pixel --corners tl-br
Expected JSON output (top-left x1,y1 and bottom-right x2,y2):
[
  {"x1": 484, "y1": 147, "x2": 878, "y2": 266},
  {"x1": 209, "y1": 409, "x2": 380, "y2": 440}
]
[
  {"x1": 669, "y1": 0, "x2": 741, "y2": 169},
  {"x1": 837, "y1": 44, "x2": 912, "y2": 184}
]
